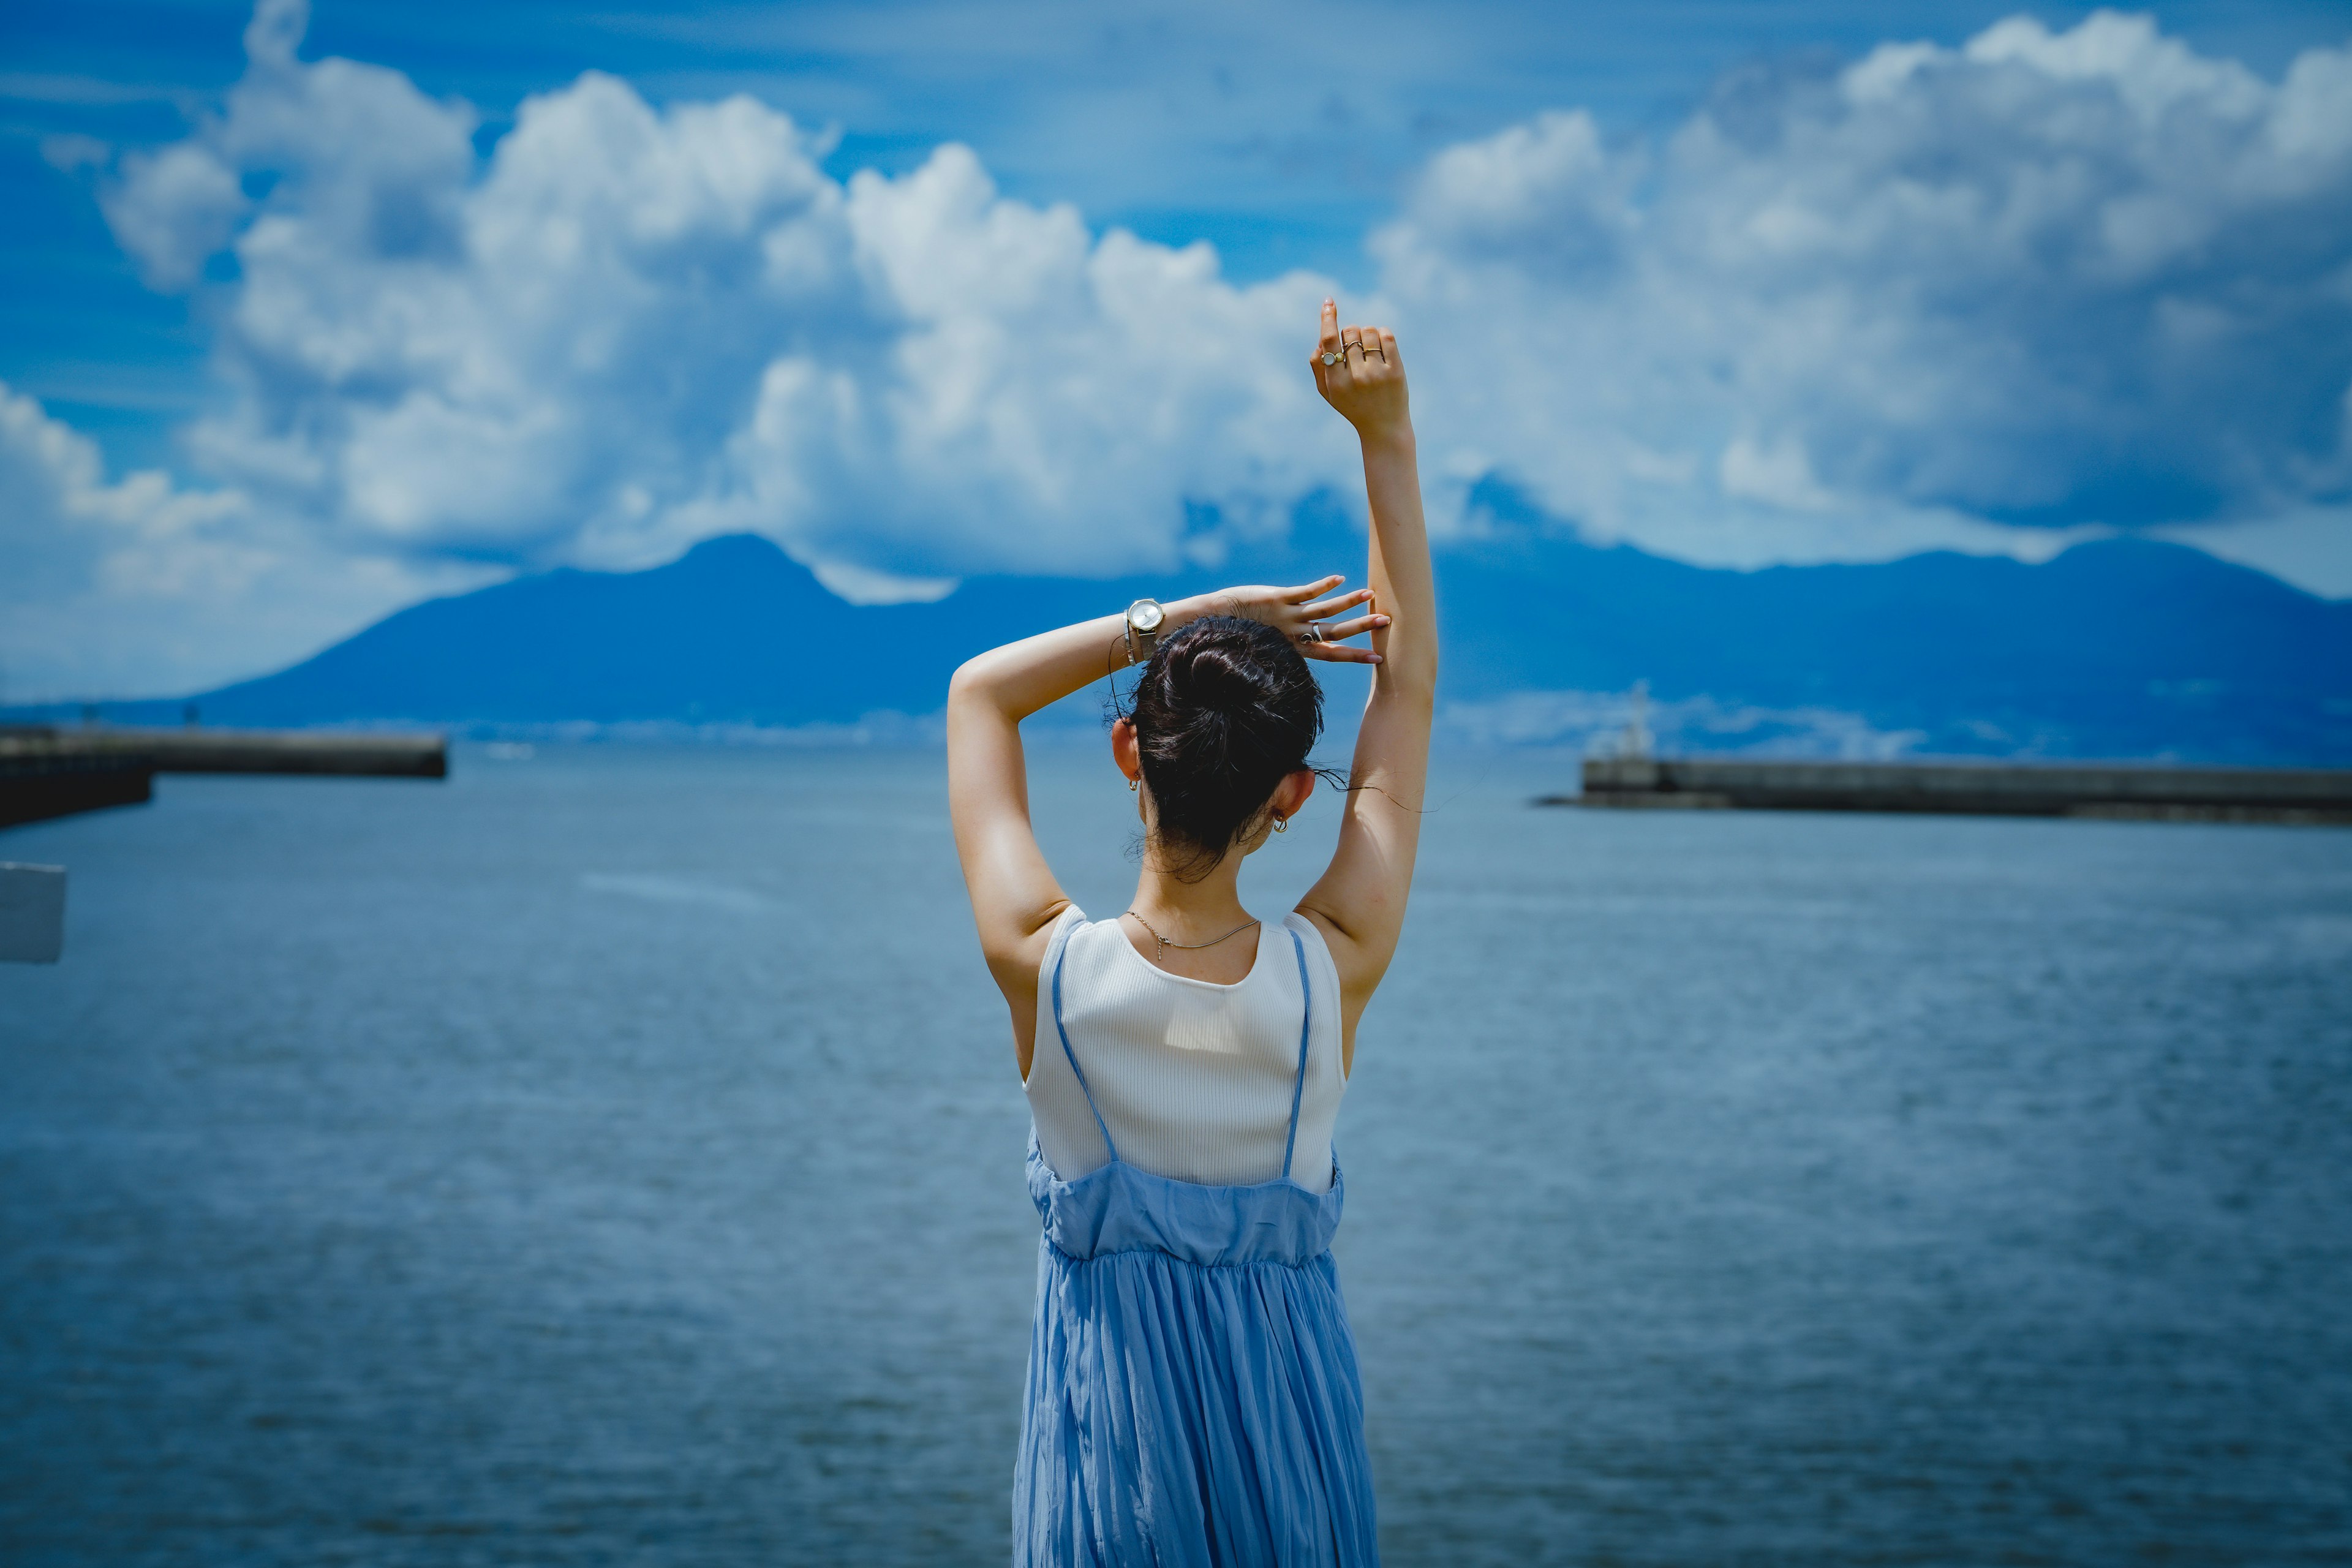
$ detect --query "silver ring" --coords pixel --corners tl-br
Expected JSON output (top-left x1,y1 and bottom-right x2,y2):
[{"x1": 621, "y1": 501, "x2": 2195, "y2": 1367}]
[
  {"x1": 1319, "y1": 350, "x2": 1341, "y2": 366},
  {"x1": 1300, "y1": 623, "x2": 1327, "y2": 643}
]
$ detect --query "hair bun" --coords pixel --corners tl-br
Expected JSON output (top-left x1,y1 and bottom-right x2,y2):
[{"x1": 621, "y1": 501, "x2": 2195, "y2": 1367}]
[{"x1": 1175, "y1": 642, "x2": 1262, "y2": 709}]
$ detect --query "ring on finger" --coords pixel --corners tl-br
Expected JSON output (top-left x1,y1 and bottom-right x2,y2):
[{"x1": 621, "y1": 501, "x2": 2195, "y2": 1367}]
[
  {"x1": 1299, "y1": 622, "x2": 1327, "y2": 643},
  {"x1": 1319, "y1": 348, "x2": 1343, "y2": 366}
]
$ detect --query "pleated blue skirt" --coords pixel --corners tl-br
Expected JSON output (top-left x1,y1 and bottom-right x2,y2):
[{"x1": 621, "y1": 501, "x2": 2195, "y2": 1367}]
[{"x1": 1013, "y1": 1139, "x2": 1380, "y2": 1566}]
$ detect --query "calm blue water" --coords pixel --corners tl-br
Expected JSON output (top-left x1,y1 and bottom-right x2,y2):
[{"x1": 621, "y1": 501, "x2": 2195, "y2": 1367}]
[{"x1": 4, "y1": 744, "x2": 2349, "y2": 1566}]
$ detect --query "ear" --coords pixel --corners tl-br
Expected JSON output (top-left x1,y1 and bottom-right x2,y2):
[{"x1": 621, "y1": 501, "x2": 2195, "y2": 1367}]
[
  {"x1": 1270, "y1": 767, "x2": 1315, "y2": 824},
  {"x1": 1110, "y1": 717, "x2": 1142, "y2": 785}
]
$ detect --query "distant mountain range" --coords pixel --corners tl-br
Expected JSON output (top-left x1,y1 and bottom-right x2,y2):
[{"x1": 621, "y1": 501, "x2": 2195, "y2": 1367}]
[{"x1": 22, "y1": 515, "x2": 2352, "y2": 763}]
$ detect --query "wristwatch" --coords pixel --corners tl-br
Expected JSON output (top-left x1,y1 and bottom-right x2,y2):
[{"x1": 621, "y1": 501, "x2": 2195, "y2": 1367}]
[{"x1": 1124, "y1": 598, "x2": 1166, "y2": 665}]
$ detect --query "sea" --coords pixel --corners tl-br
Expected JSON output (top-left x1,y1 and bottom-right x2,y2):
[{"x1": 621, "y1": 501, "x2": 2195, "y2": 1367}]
[{"x1": 3, "y1": 742, "x2": 2348, "y2": 1566}]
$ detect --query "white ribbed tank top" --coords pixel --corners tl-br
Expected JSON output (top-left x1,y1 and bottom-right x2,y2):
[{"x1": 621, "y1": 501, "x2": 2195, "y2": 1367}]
[{"x1": 1025, "y1": 907, "x2": 1346, "y2": 1194}]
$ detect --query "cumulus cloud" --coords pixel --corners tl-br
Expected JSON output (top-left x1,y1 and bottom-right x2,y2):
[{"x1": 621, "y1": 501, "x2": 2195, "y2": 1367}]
[
  {"x1": 1382, "y1": 12, "x2": 2352, "y2": 565},
  {"x1": 88, "y1": 0, "x2": 1342, "y2": 596},
  {"x1": 0, "y1": 381, "x2": 481, "y2": 700},
  {"x1": 17, "y1": 4, "x2": 2350, "y2": 696}
]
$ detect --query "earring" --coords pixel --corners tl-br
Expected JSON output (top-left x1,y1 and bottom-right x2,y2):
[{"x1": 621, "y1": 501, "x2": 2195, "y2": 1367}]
[
  {"x1": 1128, "y1": 775, "x2": 1139, "y2": 792},
  {"x1": 1273, "y1": 815, "x2": 1287, "y2": 833}
]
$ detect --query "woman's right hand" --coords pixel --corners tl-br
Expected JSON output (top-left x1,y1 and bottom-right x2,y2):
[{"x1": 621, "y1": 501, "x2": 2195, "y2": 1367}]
[
  {"x1": 1310, "y1": 299, "x2": 1411, "y2": 444},
  {"x1": 1200, "y1": 577, "x2": 1389, "y2": 666}
]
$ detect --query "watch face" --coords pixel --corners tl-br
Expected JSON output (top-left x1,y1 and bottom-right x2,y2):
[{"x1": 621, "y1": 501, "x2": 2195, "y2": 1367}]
[{"x1": 1131, "y1": 600, "x2": 1164, "y2": 632}]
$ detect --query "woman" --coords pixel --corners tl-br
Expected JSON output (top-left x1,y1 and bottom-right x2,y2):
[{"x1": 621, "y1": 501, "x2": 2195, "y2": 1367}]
[{"x1": 948, "y1": 300, "x2": 1434, "y2": 1565}]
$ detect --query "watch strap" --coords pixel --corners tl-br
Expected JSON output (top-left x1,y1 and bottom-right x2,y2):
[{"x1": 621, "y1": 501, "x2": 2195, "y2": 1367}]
[{"x1": 1124, "y1": 600, "x2": 1163, "y2": 665}]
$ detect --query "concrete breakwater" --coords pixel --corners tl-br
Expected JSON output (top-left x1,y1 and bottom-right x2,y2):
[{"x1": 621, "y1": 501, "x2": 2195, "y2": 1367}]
[
  {"x1": 1556, "y1": 757, "x2": 2352, "y2": 824},
  {"x1": 0, "y1": 726, "x2": 446, "y2": 829}
]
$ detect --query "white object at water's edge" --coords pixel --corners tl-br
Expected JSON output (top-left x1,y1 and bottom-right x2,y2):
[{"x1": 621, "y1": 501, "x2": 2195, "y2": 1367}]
[{"x1": 0, "y1": 863, "x2": 66, "y2": 963}]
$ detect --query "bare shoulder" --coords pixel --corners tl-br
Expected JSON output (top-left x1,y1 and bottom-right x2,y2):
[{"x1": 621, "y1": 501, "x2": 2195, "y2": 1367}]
[
  {"x1": 1292, "y1": 901, "x2": 1390, "y2": 1011},
  {"x1": 984, "y1": 896, "x2": 1076, "y2": 990},
  {"x1": 993, "y1": 899, "x2": 1079, "y2": 1080}
]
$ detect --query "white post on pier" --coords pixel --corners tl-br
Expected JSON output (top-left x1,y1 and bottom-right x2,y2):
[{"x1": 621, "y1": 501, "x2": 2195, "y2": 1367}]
[{"x1": 1619, "y1": 679, "x2": 1654, "y2": 761}]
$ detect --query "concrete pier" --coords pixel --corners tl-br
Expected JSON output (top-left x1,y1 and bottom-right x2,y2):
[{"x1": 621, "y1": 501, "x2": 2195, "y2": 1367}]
[
  {"x1": 1555, "y1": 757, "x2": 2352, "y2": 824},
  {"x1": 1, "y1": 726, "x2": 447, "y2": 829}
]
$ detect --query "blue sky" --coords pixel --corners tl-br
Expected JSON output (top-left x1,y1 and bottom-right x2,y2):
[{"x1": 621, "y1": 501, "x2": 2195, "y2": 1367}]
[{"x1": 4, "y1": 0, "x2": 2350, "y2": 698}]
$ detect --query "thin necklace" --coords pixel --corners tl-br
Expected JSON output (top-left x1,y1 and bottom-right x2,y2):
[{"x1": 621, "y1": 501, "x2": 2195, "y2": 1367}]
[{"x1": 1123, "y1": 909, "x2": 1260, "y2": 954}]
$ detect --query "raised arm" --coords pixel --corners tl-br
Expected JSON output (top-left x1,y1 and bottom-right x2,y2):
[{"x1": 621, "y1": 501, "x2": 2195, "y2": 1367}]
[
  {"x1": 1294, "y1": 300, "x2": 1439, "y2": 1057},
  {"x1": 949, "y1": 576, "x2": 1379, "y2": 1076}
]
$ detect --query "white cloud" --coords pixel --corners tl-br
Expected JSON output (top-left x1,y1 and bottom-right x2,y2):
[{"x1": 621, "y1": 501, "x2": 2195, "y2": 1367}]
[
  {"x1": 91, "y1": 0, "x2": 1344, "y2": 595},
  {"x1": 0, "y1": 380, "x2": 483, "y2": 701},
  {"x1": 15, "y1": 4, "x2": 2350, "y2": 698},
  {"x1": 102, "y1": 141, "x2": 249, "y2": 290},
  {"x1": 693, "y1": 145, "x2": 1340, "y2": 576},
  {"x1": 1379, "y1": 11, "x2": 2352, "y2": 573}
]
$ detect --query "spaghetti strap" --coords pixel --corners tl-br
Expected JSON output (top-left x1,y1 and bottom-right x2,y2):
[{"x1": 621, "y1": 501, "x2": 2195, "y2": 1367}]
[
  {"x1": 1049, "y1": 937, "x2": 1118, "y2": 1164},
  {"x1": 1281, "y1": 926, "x2": 1311, "y2": 1181}
]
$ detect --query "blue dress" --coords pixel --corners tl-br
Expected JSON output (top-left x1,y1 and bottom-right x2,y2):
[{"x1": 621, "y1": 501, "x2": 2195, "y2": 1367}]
[{"x1": 1013, "y1": 926, "x2": 1381, "y2": 1566}]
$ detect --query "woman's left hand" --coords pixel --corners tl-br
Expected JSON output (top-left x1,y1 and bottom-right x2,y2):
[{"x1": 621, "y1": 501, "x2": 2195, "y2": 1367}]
[{"x1": 1200, "y1": 576, "x2": 1389, "y2": 665}]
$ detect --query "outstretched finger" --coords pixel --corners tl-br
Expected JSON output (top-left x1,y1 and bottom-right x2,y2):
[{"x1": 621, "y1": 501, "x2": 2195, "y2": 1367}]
[
  {"x1": 1300, "y1": 588, "x2": 1373, "y2": 620},
  {"x1": 1319, "y1": 298, "x2": 1339, "y2": 352},
  {"x1": 1316, "y1": 612, "x2": 1390, "y2": 642},
  {"x1": 1283, "y1": 575, "x2": 1346, "y2": 603}
]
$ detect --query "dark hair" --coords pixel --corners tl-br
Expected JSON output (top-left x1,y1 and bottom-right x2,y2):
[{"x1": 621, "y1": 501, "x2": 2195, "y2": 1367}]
[{"x1": 1126, "y1": 616, "x2": 1324, "y2": 880}]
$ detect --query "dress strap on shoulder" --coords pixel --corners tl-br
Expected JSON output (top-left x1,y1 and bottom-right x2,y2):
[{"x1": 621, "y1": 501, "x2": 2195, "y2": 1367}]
[
  {"x1": 1049, "y1": 930, "x2": 1119, "y2": 1164},
  {"x1": 1281, "y1": 925, "x2": 1311, "y2": 1181}
]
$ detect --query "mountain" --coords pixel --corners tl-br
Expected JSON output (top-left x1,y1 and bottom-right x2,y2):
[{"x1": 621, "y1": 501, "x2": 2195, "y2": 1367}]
[
  {"x1": 161, "y1": 539, "x2": 1168, "y2": 729},
  {"x1": 1428, "y1": 529, "x2": 2352, "y2": 761},
  {"x1": 31, "y1": 526, "x2": 2352, "y2": 764}
]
